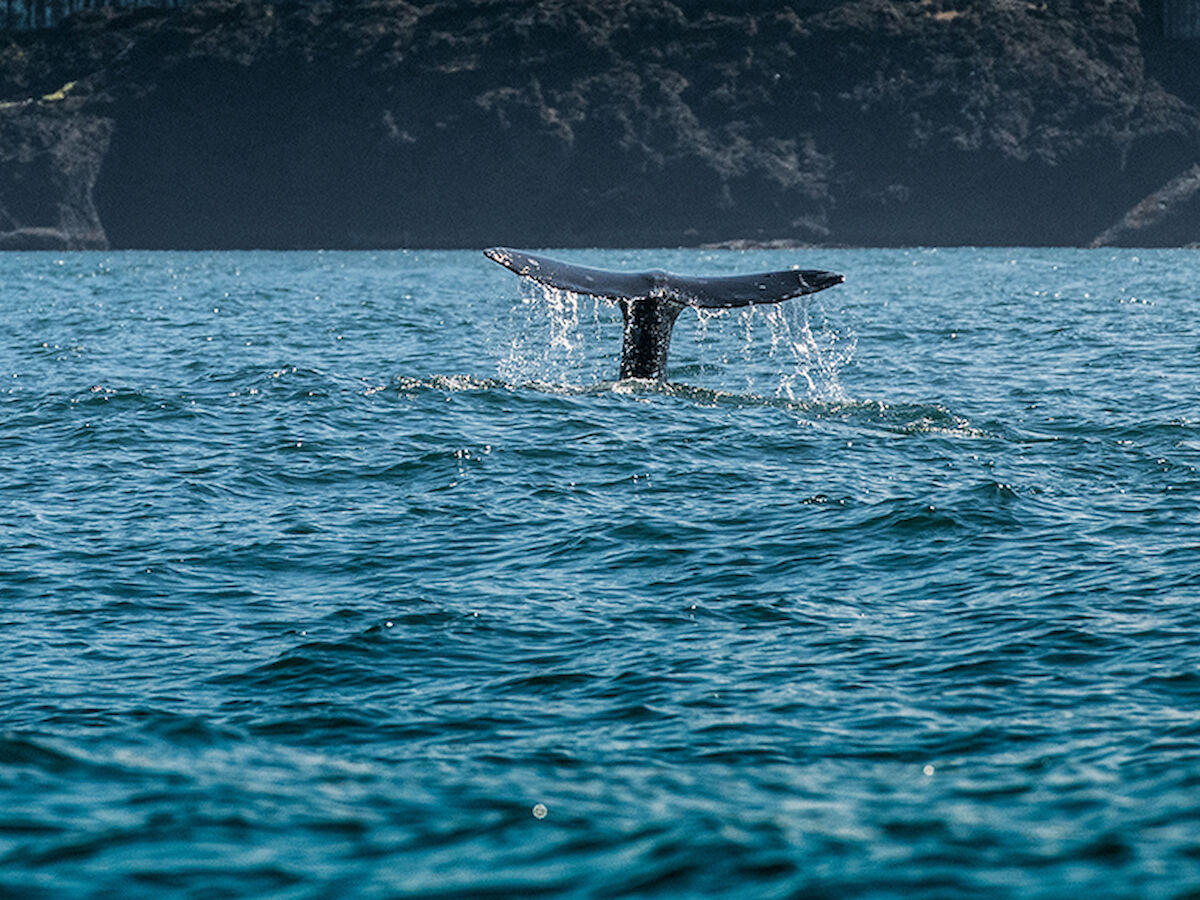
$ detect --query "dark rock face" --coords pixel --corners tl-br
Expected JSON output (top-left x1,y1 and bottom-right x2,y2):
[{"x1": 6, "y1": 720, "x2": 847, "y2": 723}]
[
  {"x1": 1089, "y1": 164, "x2": 1200, "y2": 247},
  {"x1": 1, "y1": 0, "x2": 1198, "y2": 249},
  {"x1": 1091, "y1": 9, "x2": 1200, "y2": 246},
  {"x1": 0, "y1": 108, "x2": 111, "y2": 249}
]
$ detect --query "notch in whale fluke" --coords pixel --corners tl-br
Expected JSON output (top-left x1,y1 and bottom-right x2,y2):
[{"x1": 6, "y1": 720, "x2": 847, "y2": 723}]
[{"x1": 485, "y1": 247, "x2": 844, "y2": 381}]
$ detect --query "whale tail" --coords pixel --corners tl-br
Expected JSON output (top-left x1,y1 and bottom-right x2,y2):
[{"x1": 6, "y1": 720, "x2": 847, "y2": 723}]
[{"x1": 484, "y1": 247, "x2": 844, "y2": 381}]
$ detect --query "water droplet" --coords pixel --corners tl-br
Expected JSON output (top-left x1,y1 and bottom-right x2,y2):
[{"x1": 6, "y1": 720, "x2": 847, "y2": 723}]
[{"x1": 532, "y1": 803, "x2": 548, "y2": 819}]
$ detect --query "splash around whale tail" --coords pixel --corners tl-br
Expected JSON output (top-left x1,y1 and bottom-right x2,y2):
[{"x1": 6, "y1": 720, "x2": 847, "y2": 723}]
[{"x1": 484, "y1": 247, "x2": 844, "y2": 380}]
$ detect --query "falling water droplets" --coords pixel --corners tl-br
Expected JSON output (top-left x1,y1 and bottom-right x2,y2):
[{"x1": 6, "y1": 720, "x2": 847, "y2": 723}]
[
  {"x1": 497, "y1": 283, "x2": 616, "y2": 385},
  {"x1": 679, "y1": 299, "x2": 854, "y2": 400},
  {"x1": 762, "y1": 299, "x2": 856, "y2": 402}
]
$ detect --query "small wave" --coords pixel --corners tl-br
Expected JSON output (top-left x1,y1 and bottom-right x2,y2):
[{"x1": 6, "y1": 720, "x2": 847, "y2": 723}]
[
  {"x1": 0, "y1": 734, "x2": 132, "y2": 780},
  {"x1": 122, "y1": 710, "x2": 244, "y2": 747},
  {"x1": 393, "y1": 374, "x2": 508, "y2": 394},
  {"x1": 8, "y1": 387, "x2": 206, "y2": 438},
  {"x1": 814, "y1": 399, "x2": 985, "y2": 437},
  {"x1": 48, "y1": 386, "x2": 194, "y2": 417},
  {"x1": 215, "y1": 609, "x2": 471, "y2": 695},
  {"x1": 214, "y1": 364, "x2": 379, "y2": 401},
  {"x1": 634, "y1": 382, "x2": 982, "y2": 436},
  {"x1": 388, "y1": 373, "x2": 980, "y2": 437},
  {"x1": 68, "y1": 386, "x2": 149, "y2": 407},
  {"x1": 851, "y1": 480, "x2": 1026, "y2": 537}
]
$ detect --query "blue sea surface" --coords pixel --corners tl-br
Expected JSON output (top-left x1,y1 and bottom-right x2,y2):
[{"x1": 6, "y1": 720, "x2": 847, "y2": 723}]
[{"x1": 2, "y1": 248, "x2": 1200, "y2": 898}]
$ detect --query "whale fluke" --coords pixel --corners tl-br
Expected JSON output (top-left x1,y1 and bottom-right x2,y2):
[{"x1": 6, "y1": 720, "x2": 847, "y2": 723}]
[{"x1": 485, "y1": 247, "x2": 844, "y2": 381}]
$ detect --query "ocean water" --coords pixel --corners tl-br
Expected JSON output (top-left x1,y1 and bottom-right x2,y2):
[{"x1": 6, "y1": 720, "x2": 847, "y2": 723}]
[{"x1": 2, "y1": 247, "x2": 1200, "y2": 898}]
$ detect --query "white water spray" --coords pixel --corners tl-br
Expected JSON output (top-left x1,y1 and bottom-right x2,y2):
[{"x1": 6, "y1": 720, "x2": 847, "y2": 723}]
[
  {"x1": 685, "y1": 299, "x2": 854, "y2": 400},
  {"x1": 497, "y1": 280, "x2": 853, "y2": 398},
  {"x1": 497, "y1": 283, "x2": 616, "y2": 385}
]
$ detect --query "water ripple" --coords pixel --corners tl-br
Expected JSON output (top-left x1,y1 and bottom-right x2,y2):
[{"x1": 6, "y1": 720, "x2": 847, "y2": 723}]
[{"x1": 3, "y1": 249, "x2": 1200, "y2": 897}]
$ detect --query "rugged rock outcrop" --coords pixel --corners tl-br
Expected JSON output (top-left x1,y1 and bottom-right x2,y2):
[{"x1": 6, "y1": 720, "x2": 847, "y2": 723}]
[
  {"x1": 1090, "y1": 163, "x2": 1200, "y2": 247},
  {"x1": 0, "y1": 104, "x2": 111, "y2": 249},
  {"x1": 1089, "y1": 16, "x2": 1200, "y2": 246},
  {"x1": 1, "y1": 0, "x2": 1198, "y2": 248}
]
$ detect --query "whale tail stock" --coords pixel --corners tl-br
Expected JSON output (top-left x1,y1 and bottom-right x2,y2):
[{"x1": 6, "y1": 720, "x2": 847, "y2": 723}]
[{"x1": 484, "y1": 247, "x2": 844, "y2": 381}]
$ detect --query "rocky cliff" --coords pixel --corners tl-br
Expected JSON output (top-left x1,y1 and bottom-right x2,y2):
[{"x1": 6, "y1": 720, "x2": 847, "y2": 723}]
[{"x1": 1, "y1": 0, "x2": 1198, "y2": 249}]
